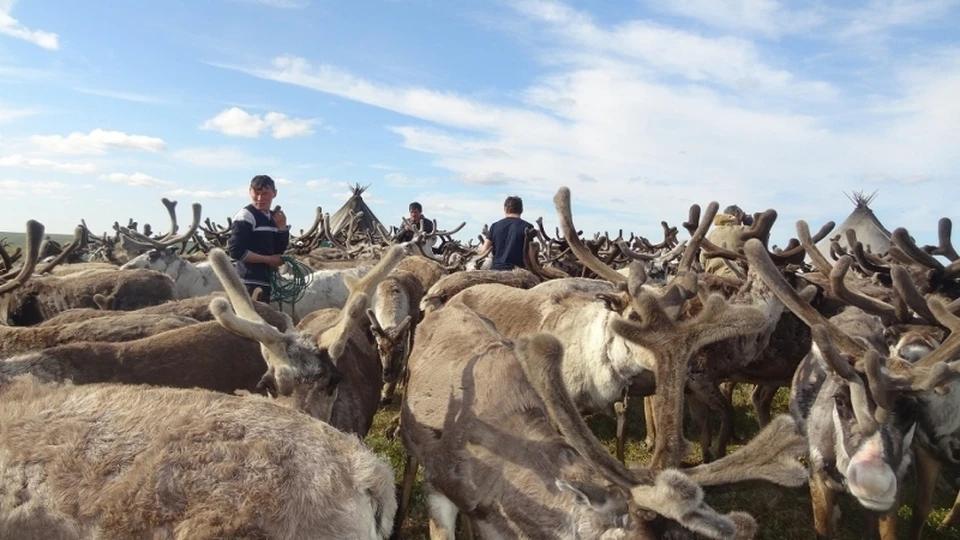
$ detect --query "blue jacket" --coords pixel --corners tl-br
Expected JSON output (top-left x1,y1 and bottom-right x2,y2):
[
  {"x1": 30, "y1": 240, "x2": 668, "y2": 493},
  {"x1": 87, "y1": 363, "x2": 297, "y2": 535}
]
[{"x1": 227, "y1": 204, "x2": 290, "y2": 288}]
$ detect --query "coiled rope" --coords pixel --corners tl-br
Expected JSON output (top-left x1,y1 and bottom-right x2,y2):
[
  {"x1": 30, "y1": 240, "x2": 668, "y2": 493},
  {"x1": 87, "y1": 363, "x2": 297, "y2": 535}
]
[{"x1": 269, "y1": 255, "x2": 313, "y2": 312}]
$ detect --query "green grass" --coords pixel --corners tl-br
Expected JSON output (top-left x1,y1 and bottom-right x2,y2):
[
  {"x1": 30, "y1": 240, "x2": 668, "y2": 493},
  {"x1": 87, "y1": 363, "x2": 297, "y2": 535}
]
[{"x1": 366, "y1": 385, "x2": 960, "y2": 539}]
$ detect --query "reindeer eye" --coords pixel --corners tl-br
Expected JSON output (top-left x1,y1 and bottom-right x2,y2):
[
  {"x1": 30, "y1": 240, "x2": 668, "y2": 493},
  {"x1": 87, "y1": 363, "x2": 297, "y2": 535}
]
[{"x1": 833, "y1": 393, "x2": 853, "y2": 415}]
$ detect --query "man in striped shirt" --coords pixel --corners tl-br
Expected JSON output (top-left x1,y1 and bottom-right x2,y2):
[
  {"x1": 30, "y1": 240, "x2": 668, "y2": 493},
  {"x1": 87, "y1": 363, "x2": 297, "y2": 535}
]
[{"x1": 227, "y1": 175, "x2": 290, "y2": 300}]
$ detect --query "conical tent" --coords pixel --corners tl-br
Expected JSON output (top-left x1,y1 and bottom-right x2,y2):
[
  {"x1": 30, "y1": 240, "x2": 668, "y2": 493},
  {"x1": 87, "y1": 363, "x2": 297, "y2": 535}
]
[
  {"x1": 814, "y1": 191, "x2": 892, "y2": 256},
  {"x1": 328, "y1": 183, "x2": 387, "y2": 237}
]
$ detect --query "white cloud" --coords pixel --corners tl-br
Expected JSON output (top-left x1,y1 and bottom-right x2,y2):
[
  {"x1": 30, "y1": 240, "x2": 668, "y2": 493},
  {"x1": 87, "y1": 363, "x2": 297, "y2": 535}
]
[
  {"x1": 30, "y1": 129, "x2": 166, "y2": 155},
  {"x1": 0, "y1": 154, "x2": 95, "y2": 174},
  {"x1": 173, "y1": 146, "x2": 274, "y2": 169},
  {"x1": 274, "y1": 177, "x2": 293, "y2": 185},
  {"x1": 0, "y1": 105, "x2": 37, "y2": 123},
  {"x1": 0, "y1": 179, "x2": 71, "y2": 198},
  {"x1": 201, "y1": 1, "x2": 960, "y2": 243},
  {"x1": 643, "y1": 0, "x2": 825, "y2": 37},
  {"x1": 838, "y1": 0, "x2": 960, "y2": 39},
  {"x1": 101, "y1": 172, "x2": 173, "y2": 187},
  {"x1": 200, "y1": 107, "x2": 318, "y2": 139},
  {"x1": 304, "y1": 178, "x2": 333, "y2": 189},
  {"x1": 213, "y1": 57, "x2": 565, "y2": 134},
  {"x1": 511, "y1": 0, "x2": 838, "y2": 100},
  {"x1": 0, "y1": 2, "x2": 59, "y2": 50}
]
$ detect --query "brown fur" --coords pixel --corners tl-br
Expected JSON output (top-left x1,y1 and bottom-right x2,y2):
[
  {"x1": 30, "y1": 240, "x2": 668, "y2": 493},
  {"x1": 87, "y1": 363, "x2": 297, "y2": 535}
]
[
  {"x1": 0, "y1": 321, "x2": 297, "y2": 394},
  {"x1": 0, "y1": 249, "x2": 343, "y2": 423},
  {"x1": 0, "y1": 375, "x2": 396, "y2": 539},
  {"x1": 296, "y1": 247, "x2": 415, "y2": 437},
  {"x1": 400, "y1": 304, "x2": 755, "y2": 539},
  {"x1": 1, "y1": 269, "x2": 176, "y2": 326},
  {"x1": 370, "y1": 270, "x2": 424, "y2": 400},
  {"x1": 420, "y1": 268, "x2": 540, "y2": 312},
  {"x1": 0, "y1": 314, "x2": 198, "y2": 357},
  {"x1": 38, "y1": 294, "x2": 290, "y2": 332},
  {"x1": 394, "y1": 255, "x2": 447, "y2": 291},
  {"x1": 46, "y1": 262, "x2": 120, "y2": 276}
]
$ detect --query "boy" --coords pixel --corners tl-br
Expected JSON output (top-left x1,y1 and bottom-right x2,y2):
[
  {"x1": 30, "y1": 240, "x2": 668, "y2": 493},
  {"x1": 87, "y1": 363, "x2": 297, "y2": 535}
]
[{"x1": 227, "y1": 175, "x2": 290, "y2": 299}]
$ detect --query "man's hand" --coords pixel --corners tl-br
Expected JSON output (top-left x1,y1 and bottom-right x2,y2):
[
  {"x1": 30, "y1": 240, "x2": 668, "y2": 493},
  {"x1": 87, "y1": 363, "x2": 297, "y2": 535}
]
[
  {"x1": 273, "y1": 207, "x2": 287, "y2": 230},
  {"x1": 266, "y1": 254, "x2": 284, "y2": 268}
]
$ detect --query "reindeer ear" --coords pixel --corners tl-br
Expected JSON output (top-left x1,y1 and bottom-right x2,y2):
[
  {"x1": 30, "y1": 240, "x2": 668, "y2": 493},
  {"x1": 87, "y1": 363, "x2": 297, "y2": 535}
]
[{"x1": 555, "y1": 479, "x2": 612, "y2": 511}]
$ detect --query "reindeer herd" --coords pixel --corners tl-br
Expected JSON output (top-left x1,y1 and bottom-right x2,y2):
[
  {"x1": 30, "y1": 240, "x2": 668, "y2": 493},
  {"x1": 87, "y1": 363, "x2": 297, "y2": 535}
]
[{"x1": 0, "y1": 188, "x2": 958, "y2": 539}]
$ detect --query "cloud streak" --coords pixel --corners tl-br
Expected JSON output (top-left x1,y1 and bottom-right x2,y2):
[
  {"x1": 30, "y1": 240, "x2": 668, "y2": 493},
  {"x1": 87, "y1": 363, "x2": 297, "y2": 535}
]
[
  {"x1": 101, "y1": 172, "x2": 173, "y2": 187},
  {"x1": 0, "y1": 3, "x2": 59, "y2": 50},
  {"x1": 0, "y1": 154, "x2": 95, "y2": 174},
  {"x1": 31, "y1": 129, "x2": 166, "y2": 155}
]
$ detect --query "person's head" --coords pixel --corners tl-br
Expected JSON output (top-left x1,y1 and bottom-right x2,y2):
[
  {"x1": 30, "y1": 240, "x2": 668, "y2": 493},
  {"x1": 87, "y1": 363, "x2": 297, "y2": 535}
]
[
  {"x1": 504, "y1": 196, "x2": 523, "y2": 216},
  {"x1": 249, "y1": 175, "x2": 277, "y2": 212},
  {"x1": 723, "y1": 204, "x2": 744, "y2": 223},
  {"x1": 408, "y1": 202, "x2": 423, "y2": 221}
]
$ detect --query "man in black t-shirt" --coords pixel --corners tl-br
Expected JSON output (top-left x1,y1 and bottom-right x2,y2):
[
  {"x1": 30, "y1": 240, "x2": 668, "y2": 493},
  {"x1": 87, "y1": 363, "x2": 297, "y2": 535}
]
[{"x1": 478, "y1": 196, "x2": 533, "y2": 270}]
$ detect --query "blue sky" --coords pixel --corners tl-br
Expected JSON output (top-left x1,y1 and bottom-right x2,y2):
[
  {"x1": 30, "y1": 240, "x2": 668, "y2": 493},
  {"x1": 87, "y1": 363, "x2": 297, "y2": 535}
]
[{"x1": 1, "y1": 0, "x2": 959, "y2": 249}]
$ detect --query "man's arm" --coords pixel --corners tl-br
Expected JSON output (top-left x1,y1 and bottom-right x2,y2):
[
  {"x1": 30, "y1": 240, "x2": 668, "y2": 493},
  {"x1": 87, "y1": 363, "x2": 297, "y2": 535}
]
[
  {"x1": 228, "y1": 214, "x2": 281, "y2": 267},
  {"x1": 476, "y1": 237, "x2": 493, "y2": 259}
]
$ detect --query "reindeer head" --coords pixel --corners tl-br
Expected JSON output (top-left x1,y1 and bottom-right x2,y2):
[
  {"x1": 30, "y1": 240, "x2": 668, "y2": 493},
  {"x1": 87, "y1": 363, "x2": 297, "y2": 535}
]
[
  {"x1": 207, "y1": 248, "x2": 343, "y2": 422},
  {"x1": 805, "y1": 326, "x2": 919, "y2": 511},
  {"x1": 367, "y1": 309, "x2": 411, "y2": 384}
]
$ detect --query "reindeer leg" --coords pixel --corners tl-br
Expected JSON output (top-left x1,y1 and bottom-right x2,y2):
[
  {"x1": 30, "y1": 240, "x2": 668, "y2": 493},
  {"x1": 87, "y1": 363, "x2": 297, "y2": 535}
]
[
  {"x1": 942, "y1": 488, "x2": 960, "y2": 529},
  {"x1": 381, "y1": 380, "x2": 398, "y2": 405},
  {"x1": 909, "y1": 445, "x2": 940, "y2": 540},
  {"x1": 713, "y1": 382, "x2": 736, "y2": 457},
  {"x1": 460, "y1": 515, "x2": 476, "y2": 540},
  {"x1": 686, "y1": 391, "x2": 715, "y2": 463},
  {"x1": 615, "y1": 391, "x2": 629, "y2": 463},
  {"x1": 809, "y1": 472, "x2": 836, "y2": 540},
  {"x1": 719, "y1": 381, "x2": 740, "y2": 441},
  {"x1": 427, "y1": 487, "x2": 459, "y2": 540},
  {"x1": 751, "y1": 383, "x2": 778, "y2": 428},
  {"x1": 643, "y1": 395, "x2": 656, "y2": 448},
  {"x1": 878, "y1": 506, "x2": 899, "y2": 540},
  {"x1": 394, "y1": 453, "x2": 419, "y2": 537}
]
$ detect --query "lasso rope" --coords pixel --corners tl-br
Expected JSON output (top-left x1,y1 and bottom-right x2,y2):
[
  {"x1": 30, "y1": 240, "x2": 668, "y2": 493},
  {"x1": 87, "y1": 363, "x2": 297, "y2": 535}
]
[{"x1": 269, "y1": 255, "x2": 313, "y2": 312}]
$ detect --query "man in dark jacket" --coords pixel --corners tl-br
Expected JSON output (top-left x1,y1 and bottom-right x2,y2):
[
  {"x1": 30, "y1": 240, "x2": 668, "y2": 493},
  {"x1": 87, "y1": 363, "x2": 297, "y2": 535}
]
[
  {"x1": 477, "y1": 195, "x2": 533, "y2": 270},
  {"x1": 396, "y1": 201, "x2": 435, "y2": 243},
  {"x1": 227, "y1": 175, "x2": 290, "y2": 300}
]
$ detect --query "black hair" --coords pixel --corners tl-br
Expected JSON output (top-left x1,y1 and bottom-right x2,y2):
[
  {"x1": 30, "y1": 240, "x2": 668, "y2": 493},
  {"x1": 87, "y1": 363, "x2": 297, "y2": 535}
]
[
  {"x1": 504, "y1": 196, "x2": 523, "y2": 215},
  {"x1": 409, "y1": 202, "x2": 423, "y2": 212},
  {"x1": 250, "y1": 175, "x2": 276, "y2": 190}
]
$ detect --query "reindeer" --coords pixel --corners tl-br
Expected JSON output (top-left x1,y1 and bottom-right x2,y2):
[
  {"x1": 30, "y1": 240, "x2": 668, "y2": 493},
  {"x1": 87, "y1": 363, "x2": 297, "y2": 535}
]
[
  {"x1": 293, "y1": 243, "x2": 413, "y2": 437},
  {"x1": 37, "y1": 292, "x2": 290, "y2": 332},
  {"x1": 1, "y1": 247, "x2": 343, "y2": 423},
  {"x1": 743, "y1": 237, "x2": 960, "y2": 540},
  {"x1": 0, "y1": 375, "x2": 396, "y2": 539},
  {"x1": 399, "y1": 278, "x2": 817, "y2": 539},
  {"x1": 400, "y1": 303, "x2": 765, "y2": 539},
  {"x1": 420, "y1": 267, "x2": 541, "y2": 313}
]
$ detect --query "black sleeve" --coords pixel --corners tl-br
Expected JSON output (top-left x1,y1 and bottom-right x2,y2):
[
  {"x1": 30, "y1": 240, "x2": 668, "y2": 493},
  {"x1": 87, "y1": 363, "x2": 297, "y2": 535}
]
[
  {"x1": 424, "y1": 218, "x2": 435, "y2": 234},
  {"x1": 228, "y1": 219, "x2": 254, "y2": 261}
]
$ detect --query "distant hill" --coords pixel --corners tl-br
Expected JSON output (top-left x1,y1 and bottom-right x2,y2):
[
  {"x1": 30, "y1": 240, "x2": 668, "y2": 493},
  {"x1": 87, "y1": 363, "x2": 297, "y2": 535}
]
[{"x1": 1, "y1": 231, "x2": 77, "y2": 250}]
